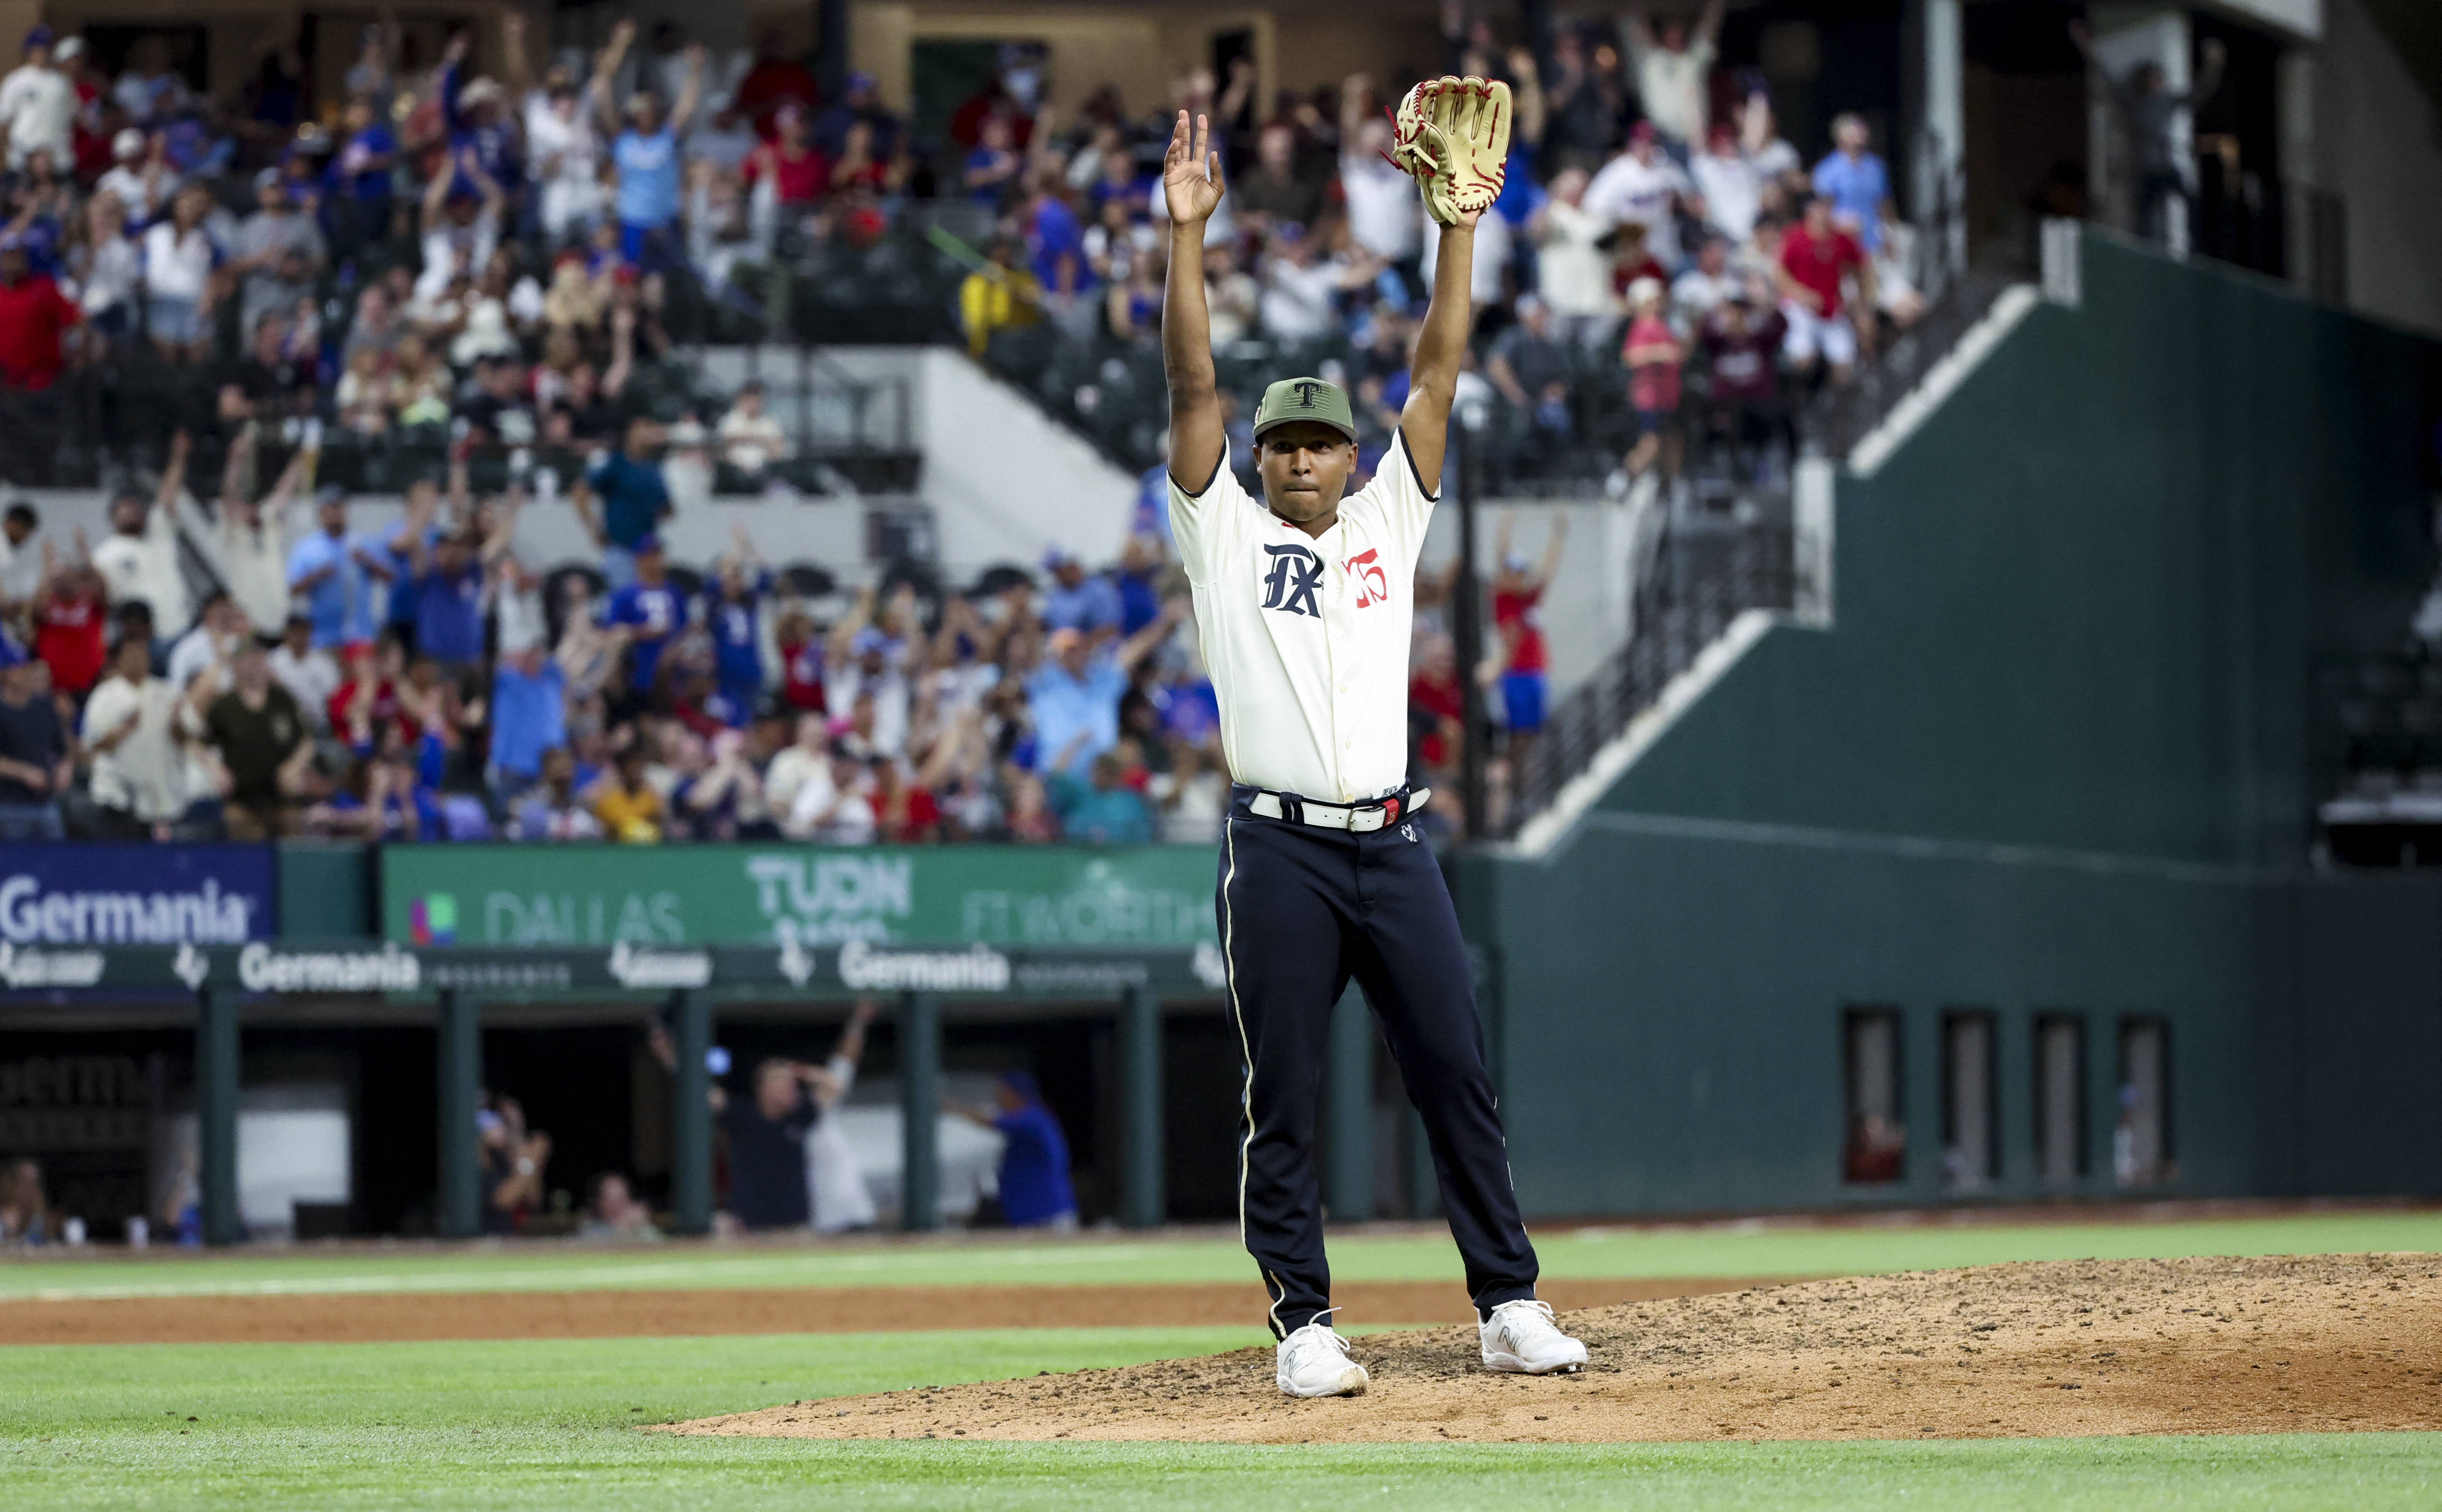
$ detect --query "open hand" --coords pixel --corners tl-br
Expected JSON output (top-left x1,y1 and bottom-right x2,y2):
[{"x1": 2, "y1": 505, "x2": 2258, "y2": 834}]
[{"x1": 1161, "y1": 111, "x2": 1226, "y2": 226}]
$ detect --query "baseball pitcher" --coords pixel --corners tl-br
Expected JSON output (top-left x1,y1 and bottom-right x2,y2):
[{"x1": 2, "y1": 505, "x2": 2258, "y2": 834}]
[{"x1": 1158, "y1": 80, "x2": 1589, "y2": 1399}]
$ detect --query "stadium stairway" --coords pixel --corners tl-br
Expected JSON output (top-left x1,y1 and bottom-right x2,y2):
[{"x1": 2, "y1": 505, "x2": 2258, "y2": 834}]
[{"x1": 1495, "y1": 244, "x2": 2042, "y2": 842}]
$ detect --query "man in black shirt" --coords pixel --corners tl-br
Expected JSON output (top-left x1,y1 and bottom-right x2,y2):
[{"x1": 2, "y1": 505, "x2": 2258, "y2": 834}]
[
  {"x1": 456, "y1": 356, "x2": 537, "y2": 447},
  {"x1": 650, "y1": 1025, "x2": 836, "y2": 1230},
  {"x1": 0, "y1": 643, "x2": 67, "y2": 839},
  {"x1": 218, "y1": 312, "x2": 318, "y2": 426},
  {"x1": 718, "y1": 1059, "x2": 831, "y2": 1229},
  {"x1": 203, "y1": 640, "x2": 312, "y2": 840}
]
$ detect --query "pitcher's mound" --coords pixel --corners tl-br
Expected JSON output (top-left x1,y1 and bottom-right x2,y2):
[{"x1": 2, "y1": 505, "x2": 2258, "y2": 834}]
[{"x1": 673, "y1": 1253, "x2": 2440, "y2": 1443}]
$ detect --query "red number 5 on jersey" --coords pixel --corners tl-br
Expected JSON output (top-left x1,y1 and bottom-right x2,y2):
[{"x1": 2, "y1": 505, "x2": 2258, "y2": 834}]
[{"x1": 1345, "y1": 548, "x2": 1387, "y2": 608}]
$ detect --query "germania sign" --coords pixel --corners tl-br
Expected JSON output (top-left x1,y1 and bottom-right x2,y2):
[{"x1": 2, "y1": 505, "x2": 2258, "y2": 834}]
[
  {"x1": 0, "y1": 845, "x2": 274, "y2": 945},
  {"x1": 836, "y1": 940, "x2": 1012, "y2": 992},
  {"x1": 236, "y1": 943, "x2": 421, "y2": 994}
]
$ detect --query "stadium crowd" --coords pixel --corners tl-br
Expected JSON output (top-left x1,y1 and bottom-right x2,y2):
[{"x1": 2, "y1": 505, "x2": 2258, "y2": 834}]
[{"x1": 0, "y1": 4, "x2": 1914, "y2": 850}]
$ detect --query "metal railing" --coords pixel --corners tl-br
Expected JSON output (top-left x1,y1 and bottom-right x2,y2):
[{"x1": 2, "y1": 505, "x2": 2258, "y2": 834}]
[
  {"x1": 1499, "y1": 499, "x2": 1796, "y2": 836},
  {"x1": 1803, "y1": 241, "x2": 2037, "y2": 464}
]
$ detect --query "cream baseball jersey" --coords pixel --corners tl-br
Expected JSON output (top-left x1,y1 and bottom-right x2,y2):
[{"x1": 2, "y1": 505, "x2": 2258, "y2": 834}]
[{"x1": 1168, "y1": 430, "x2": 1438, "y2": 803}]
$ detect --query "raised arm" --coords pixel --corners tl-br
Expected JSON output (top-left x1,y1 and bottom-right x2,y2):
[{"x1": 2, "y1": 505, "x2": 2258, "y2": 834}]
[
  {"x1": 2179, "y1": 38, "x2": 2227, "y2": 108},
  {"x1": 1623, "y1": 3, "x2": 1656, "y2": 55},
  {"x1": 156, "y1": 430, "x2": 192, "y2": 518},
  {"x1": 437, "y1": 31, "x2": 472, "y2": 130},
  {"x1": 1114, "y1": 597, "x2": 1185, "y2": 673},
  {"x1": 501, "y1": 10, "x2": 532, "y2": 97},
  {"x1": 1159, "y1": 110, "x2": 1227, "y2": 491},
  {"x1": 275, "y1": 429, "x2": 320, "y2": 524},
  {"x1": 1696, "y1": 0, "x2": 1729, "y2": 48},
  {"x1": 219, "y1": 420, "x2": 258, "y2": 509},
  {"x1": 589, "y1": 20, "x2": 635, "y2": 133},
  {"x1": 669, "y1": 45, "x2": 707, "y2": 136},
  {"x1": 1506, "y1": 49, "x2": 1547, "y2": 147},
  {"x1": 1399, "y1": 213, "x2": 1481, "y2": 494},
  {"x1": 1337, "y1": 74, "x2": 1370, "y2": 147},
  {"x1": 1536, "y1": 512, "x2": 1569, "y2": 585}
]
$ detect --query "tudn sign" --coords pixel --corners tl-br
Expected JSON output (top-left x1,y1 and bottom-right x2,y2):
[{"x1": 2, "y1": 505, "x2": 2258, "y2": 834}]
[{"x1": 836, "y1": 939, "x2": 1011, "y2": 993}]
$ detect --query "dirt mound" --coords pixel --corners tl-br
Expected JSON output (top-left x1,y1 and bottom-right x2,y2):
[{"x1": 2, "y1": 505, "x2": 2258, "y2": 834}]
[
  {"x1": 0, "y1": 1277, "x2": 1771, "y2": 1346},
  {"x1": 675, "y1": 1254, "x2": 2442, "y2": 1443}
]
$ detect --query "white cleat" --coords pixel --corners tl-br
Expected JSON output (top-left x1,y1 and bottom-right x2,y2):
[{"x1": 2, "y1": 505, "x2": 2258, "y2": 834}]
[
  {"x1": 1479, "y1": 1299, "x2": 1590, "y2": 1375},
  {"x1": 1275, "y1": 1317, "x2": 1370, "y2": 1398}
]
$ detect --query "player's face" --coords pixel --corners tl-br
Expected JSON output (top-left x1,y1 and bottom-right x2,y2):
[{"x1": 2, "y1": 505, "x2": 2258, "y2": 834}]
[{"x1": 1258, "y1": 423, "x2": 1356, "y2": 527}]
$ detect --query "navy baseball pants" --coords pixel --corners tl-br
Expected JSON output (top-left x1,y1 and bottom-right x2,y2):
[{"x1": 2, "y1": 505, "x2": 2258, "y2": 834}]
[{"x1": 1217, "y1": 786, "x2": 1540, "y2": 1338}]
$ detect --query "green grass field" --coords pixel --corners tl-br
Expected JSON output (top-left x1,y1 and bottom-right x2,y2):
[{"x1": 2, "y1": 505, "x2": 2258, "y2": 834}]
[
  {"x1": 6, "y1": 1208, "x2": 2439, "y2": 1300},
  {"x1": 4, "y1": 1209, "x2": 2438, "y2": 1509}
]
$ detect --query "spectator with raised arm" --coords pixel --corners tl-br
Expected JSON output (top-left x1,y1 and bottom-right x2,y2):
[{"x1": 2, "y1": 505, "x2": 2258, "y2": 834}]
[
  {"x1": 592, "y1": 21, "x2": 704, "y2": 272},
  {"x1": 945, "y1": 1071, "x2": 1077, "y2": 1230},
  {"x1": 477, "y1": 1095, "x2": 552, "y2": 1236},
  {"x1": 91, "y1": 430, "x2": 191, "y2": 643},
  {"x1": 807, "y1": 1001, "x2": 880, "y2": 1233},
  {"x1": 0, "y1": 28, "x2": 75, "y2": 176},
  {"x1": 1492, "y1": 511, "x2": 1568, "y2": 761},
  {"x1": 287, "y1": 485, "x2": 392, "y2": 651},
  {"x1": 2071, "y1": 21, "x2": 2226, "y2": 247},
  {"x1": 1622, "y1": 0, "x2": 1726, "y2": 158},
  {"x1": 650, "y1": 1023, "x2": 837, "y2": 1233},
  {"x1": 1027, "y1": 601, "x2": 1182, "y2": 781}
]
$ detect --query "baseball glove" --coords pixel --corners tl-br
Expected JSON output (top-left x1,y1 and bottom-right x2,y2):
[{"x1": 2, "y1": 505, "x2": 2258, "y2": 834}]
[{"x1": 1388, "y1": 75, "x2": 1512, "y2": 225}]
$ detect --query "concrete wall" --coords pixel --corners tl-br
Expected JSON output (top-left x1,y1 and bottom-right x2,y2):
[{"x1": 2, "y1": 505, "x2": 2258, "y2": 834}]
[
  {"x1": 1474, "y1": 229, "x2": 2442, "y2": 1218},
  {"x1": 2314, "y1": 0, "x2": 2442, "y2": 334},
  {"x1": 815, "y1": 346, "x2": 1140, "y2": 573}
]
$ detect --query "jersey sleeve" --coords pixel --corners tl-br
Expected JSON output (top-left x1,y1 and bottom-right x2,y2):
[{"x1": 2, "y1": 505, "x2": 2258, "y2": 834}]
[
  {"x1": 1341, "y1": 426, "x2": 1441, "y2": 568},
  {"x1": 1167, "y1": 440, "x2": 1255, "y2": 587}
]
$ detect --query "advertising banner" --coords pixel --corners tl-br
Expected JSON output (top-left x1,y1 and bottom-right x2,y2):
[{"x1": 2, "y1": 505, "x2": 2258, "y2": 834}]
[
  {"x1": 0, "y1": 939, "x2": 1229, "y2": 1001},
  {"x1": 0, "y1": 844, "x2": 276, "y2": 946},
  {"x1": 379, "y1": 845, "x2": 1222, "y2": 950}
]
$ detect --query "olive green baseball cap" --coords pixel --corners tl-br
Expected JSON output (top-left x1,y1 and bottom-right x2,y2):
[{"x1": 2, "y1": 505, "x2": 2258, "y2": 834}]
[{"x1": 1251, "y1": 377, "x2": 1358, "y2": 443}]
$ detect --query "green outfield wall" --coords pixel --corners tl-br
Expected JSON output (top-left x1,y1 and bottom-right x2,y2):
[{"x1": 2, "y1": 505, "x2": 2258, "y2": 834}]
[{"x1": 1476, "y1": 229, "x2": 2442, "y2": 1217}]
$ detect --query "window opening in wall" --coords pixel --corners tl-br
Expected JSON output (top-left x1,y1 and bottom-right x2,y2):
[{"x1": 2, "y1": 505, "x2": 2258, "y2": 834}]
[
  {"x1": 2034, "y1": 1013, "x2": 2086, "y2": 1184},
  {"x1": 1940, "y1": 1011, "x2": 1998, "y2": 1193},
  {"x1": 1841, "y1": 1008, "x2": 1905, "y2": 1184},
  {"x1": 2115, "y1": 1017, "x2": 2172, "y2": 1187}
]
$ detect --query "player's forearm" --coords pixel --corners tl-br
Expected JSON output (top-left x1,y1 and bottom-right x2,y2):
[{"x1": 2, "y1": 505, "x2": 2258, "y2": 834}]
[
  {"x1": 1409, "y1": 222, "x2": 1477, "y2": 406},
  {"x1": 1161, "y1": 225, "x2": 1217, "y2": 403}
]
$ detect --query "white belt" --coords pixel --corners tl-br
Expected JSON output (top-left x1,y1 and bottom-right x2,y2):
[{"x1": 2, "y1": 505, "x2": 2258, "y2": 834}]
[{"x1": 1245, "y1": 787, "x2": 1430, "y2": 833}]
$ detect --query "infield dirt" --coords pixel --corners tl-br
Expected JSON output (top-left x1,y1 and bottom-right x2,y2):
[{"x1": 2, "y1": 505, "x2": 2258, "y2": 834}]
[
  {"x1": 0, "y1": 1277, "x2": 1767, "y2": 1345},
  {"x1": 676, "y1": 1254, "x2": 2442, "y2": 1443}
]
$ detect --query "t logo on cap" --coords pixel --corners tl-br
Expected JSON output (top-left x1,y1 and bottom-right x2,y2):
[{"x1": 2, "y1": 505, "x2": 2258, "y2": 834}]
[{"x1": 1292, "y1": 380, "x2": 1323, "y2": 408}]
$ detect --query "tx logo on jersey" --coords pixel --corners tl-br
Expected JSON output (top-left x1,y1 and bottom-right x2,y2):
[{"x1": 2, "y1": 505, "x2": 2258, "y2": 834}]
[
  {"x1": 1345, "y1": 548, "x2": 1387, "y2": 608},
  {"x1": 1261, "y1": 544, "x2": 1324, "y2": 618}
]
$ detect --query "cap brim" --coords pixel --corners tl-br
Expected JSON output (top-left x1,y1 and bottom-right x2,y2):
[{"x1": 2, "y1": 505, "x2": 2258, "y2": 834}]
[{"x1": 1251, "y1": 415, "x2": 1358, "y2": 444}]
